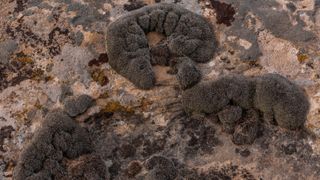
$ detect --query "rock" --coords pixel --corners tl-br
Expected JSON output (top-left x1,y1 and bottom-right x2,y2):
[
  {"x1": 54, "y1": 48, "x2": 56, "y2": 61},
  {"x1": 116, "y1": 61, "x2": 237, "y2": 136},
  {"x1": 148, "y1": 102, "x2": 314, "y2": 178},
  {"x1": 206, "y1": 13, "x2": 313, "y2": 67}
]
[{"x1": 63, "y1": 94, "x2": 94, "y2": 117}]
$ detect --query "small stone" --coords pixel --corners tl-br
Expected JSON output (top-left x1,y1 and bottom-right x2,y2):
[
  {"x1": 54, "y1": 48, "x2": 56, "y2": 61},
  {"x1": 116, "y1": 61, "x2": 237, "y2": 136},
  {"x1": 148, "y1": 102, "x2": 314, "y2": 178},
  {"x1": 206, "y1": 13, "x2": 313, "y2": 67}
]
[{"x1": 63, "y1": 94, "x2": 94, "y2": 117}]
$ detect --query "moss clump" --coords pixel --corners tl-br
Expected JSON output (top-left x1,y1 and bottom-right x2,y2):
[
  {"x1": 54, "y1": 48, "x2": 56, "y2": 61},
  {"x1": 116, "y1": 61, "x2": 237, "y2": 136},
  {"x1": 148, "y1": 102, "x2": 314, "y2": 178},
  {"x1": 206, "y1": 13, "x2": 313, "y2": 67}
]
[
  {"x1": 182, "y1": 75, "x2": 253, "y2": 114},
  {"x1": 254, "y1": 73, "x2": 309, "y2": 130},
  {"x1": 175, "y1": 57, "x2": 201, "y2": 90},
  {"x1": 13, "y1": 110, "x2": 93, "y2": 180},
  {"x1": 106, "y1": 3, "x2": 216, "y2": 89},
  {"x1": 182, "y1": 73, "x2": 309, "y2": 143}
]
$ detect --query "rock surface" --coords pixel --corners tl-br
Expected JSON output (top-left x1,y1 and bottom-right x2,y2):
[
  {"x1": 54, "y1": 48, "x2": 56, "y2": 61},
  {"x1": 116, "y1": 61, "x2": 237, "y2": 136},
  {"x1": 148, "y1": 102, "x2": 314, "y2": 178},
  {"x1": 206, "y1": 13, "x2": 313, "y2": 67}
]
[{"x1": 1, "y1": 0, "x2": 320, "y2": 179}]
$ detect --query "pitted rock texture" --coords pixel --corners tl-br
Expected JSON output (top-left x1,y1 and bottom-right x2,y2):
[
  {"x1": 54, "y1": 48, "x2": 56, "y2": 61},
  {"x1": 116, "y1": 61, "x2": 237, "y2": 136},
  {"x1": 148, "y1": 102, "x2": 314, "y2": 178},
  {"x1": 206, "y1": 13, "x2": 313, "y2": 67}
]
[{"x1": 106, "y1": 3, "x2": 216, "y2": 89}]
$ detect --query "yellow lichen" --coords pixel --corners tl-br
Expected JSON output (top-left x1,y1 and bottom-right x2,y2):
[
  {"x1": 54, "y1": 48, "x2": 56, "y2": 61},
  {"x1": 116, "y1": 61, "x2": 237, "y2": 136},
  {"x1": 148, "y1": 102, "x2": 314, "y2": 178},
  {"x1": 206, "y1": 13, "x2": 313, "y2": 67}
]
[
  {"x1": 103, "y1": 101, "x2": 134, "y2": 113},
  {"x1": 297, "y1": 54, "x2": 308, "y2": 63},
  {"x1": 16, "y1": 56, "x2": 33, "y2": 63},
  {"x1": 91, "y1": 69, "x2": 109, "y2": 86}
]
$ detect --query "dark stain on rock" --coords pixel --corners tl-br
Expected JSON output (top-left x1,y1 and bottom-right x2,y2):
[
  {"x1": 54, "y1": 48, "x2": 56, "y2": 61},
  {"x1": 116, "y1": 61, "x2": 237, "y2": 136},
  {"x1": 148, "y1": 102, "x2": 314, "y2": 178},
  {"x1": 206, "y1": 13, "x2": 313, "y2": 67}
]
[
  {"x1": 6, "y1": 26, "x2": 15, "y2": 38},
  {"x1": 142, "y1": 136, "x2": 167, "y2": 157},
  {"x1": 14, "y1": 0, "x2": 28, "y2": 13},
  {"x1": 109, "y1": 161, "x2": 121, "y2": 179},
  {"x1": 119, "y1": 143, "x2": 136, "y2": 159},
  {"x1": 88, "y1": 53, "x2": 109, "y2": 67},
  {"x1": 48, "y1": 27, "x2": 69, "y2": 45},
  {"x1": 282, "y1": 143, "x2": 297, "y2": 155},
  {"x1": 124, "y1": 0, "x2": 146, "y2": 11},
  {"x1": 0, "y1": 58, "x2": 44, "y2": 92},
  {"x1": 6, "y1": 17, "x2": 72, "y2": 57},
  {"x1": 210, "y1": 0, "x2": 235, "y2": 26},
  {"x1": 125, "y1": 161, "x2": 142, "y2": 178},
  {"x1": 47, "y1": 27, "x2": 70, "y2": 56},
  {"x1": 0, "y1": 126, "x2": 14, "y2": 152},
  {"x1": 182, "y1": 118, "x2": 220, "y2": 155}
]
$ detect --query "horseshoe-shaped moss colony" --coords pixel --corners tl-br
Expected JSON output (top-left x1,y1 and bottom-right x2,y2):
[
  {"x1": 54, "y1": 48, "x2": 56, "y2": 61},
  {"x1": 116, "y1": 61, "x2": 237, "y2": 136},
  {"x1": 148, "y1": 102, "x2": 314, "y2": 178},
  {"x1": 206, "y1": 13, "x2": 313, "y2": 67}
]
[{"x1": 106, "y1": 3, "x2": 216, "y2": 89}]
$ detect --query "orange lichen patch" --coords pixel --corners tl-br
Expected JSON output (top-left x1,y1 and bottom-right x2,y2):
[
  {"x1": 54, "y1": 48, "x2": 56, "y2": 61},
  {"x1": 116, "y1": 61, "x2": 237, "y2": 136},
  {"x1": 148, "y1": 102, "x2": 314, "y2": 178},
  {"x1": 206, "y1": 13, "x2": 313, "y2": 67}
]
[
  {"x1": 15, "y1": 51, "x2": 33, "y2": 63},
  {"x1": 297, "y1": 53, "x2": 308, "y2": 63},
  {"x1": 15, "y1": 56, "x2": 33, "y2": 63},
  {"x1": 103, "y1": 101, "x2": 134, "y2": 113},
  {"x1": 91, "y1": 69, "x2": 109, "y2": 86}
]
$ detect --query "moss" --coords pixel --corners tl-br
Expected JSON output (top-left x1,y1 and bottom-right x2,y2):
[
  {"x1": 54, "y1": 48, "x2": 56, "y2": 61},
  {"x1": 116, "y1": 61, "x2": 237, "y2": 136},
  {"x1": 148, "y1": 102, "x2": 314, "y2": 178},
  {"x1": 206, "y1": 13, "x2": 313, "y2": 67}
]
[
  {"x1": 254, "y1": 73, "x2": 309, "y2": 130},
  {"x1": 13, "y1": 110, "x2": 93, "y2": 180},
  {"x1": 106, "y1": 3, "x2": 216, "y2": 89},
  {"x1": 182, "y1": 75, "x2": 253, "y2": 114},
  {"x1": 174, "y1": 57, "x2": 201, "y2": 90},
  {"x1": 183, "y1": 73, "x2": 309, "y2": 131}
]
